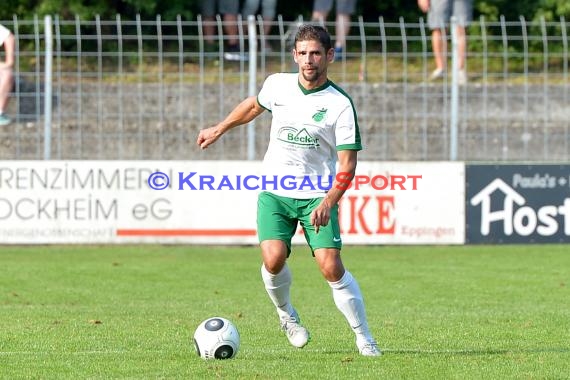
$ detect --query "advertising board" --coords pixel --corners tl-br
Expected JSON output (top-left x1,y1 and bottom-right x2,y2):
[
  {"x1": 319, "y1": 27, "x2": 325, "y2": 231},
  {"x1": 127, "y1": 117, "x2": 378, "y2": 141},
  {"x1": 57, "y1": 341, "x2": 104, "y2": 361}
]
[
  {"x1": 466, "y1": 165, "x2": 570, "y2": 243},
  {"x1": 0, "y1": 161, "x2": 464, "y2": 244}
]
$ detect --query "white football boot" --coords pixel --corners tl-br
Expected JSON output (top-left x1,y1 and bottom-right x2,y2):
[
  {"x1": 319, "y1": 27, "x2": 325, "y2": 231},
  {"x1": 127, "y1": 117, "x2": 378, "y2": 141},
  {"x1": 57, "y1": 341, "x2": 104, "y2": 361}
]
[
  {"x1": 280, "y1": 310, "x2": 310, "y2": 348},
  {"x1": 358, "y1": 339, "x2": 382, "y2": 357}
]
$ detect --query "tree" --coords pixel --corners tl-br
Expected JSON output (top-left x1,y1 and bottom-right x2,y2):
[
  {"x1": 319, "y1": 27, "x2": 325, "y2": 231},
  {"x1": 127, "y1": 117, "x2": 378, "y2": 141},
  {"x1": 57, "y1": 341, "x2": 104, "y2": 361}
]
[{"x1": 1, "y1": 0, "x2": 569, "y2": 24}]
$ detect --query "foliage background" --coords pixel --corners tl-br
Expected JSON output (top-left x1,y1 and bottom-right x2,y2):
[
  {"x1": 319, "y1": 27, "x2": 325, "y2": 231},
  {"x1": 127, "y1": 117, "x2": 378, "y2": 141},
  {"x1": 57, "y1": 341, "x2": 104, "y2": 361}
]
[{"x1": 1, "y1": 0, "x2": 569, "y2": 22}]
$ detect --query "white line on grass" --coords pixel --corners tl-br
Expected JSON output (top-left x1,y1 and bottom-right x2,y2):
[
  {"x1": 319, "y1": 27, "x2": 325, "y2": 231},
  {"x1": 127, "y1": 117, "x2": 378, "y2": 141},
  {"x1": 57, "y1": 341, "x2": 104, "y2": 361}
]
[{"x1": 0, "y1": 350, "x2": 169, "y2": 355}]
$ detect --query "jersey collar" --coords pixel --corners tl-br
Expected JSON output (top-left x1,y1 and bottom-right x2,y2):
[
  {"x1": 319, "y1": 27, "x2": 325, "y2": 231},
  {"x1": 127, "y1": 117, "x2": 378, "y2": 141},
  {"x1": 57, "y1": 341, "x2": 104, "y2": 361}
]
[{"x1": 298, "y1": 79, "x2": 331, "y2": 95}]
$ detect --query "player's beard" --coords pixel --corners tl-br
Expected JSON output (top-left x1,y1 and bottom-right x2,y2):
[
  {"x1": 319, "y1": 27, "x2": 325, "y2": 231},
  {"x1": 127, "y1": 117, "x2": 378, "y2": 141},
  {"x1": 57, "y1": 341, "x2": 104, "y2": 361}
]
[{"x1": 301, "y1": 66, "x2": 323, "y2": 84}]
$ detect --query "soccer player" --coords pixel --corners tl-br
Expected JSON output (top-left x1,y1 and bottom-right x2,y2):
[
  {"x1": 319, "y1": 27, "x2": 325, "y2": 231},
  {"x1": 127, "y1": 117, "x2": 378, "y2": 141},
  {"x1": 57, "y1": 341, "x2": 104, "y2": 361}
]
[{"x1": 196, "y1": 24, "x2": 380, "y2": 356}]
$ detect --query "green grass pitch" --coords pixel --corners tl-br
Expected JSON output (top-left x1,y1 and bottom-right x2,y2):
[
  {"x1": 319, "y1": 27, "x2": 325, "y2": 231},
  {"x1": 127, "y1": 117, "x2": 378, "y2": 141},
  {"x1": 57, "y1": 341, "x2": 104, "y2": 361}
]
[{"x1": 1, "y1": 244, "x2": 569, "y2": 379}]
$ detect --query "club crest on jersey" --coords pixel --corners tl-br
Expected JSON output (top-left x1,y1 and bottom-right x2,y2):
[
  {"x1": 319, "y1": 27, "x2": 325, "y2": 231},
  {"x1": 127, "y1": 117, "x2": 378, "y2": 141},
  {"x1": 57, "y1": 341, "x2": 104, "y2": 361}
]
[
  {"x1": 277, "y1": 127, "x2": 320, "y2": 148},
  {"x1": 312, "y1": 108, "x2": 327, "y2": 122}
]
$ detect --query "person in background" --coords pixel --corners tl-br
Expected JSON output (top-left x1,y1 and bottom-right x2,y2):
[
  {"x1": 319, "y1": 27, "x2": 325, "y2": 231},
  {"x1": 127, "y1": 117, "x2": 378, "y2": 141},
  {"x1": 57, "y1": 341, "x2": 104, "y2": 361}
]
[
  {"x1": 200, "y1": 0, "x2": 244, "y2": 61},
  {"x1": 0, "y1": 23, "x2": 14, "y2": 126},
  {"x1": 311, "y1": 0, "x2": 357, "y2": 61},
  {"x1": 242, "y1": 0, "x2": 278, "y2": 52},
  {"x1": 418, "y1": 0, "x2": 472, "y2": 84}
]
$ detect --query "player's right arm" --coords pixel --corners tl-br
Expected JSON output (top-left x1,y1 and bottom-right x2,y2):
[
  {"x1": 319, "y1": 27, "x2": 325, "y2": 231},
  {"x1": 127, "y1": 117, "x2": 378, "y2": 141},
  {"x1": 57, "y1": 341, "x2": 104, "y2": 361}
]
[{"x1": 197, "y1": 96, "x2": 265, "y2": 149}]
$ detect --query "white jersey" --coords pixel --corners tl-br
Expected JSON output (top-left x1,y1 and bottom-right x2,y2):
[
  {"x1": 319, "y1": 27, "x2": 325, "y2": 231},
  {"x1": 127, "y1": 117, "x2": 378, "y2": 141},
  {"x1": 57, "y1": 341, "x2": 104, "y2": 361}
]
[
  {"x1": 0, "y1": 24, "x2": 10, "y2": 46},
  {"x1": 257, "y1": 73, "x2": 362, "y2": 199}
]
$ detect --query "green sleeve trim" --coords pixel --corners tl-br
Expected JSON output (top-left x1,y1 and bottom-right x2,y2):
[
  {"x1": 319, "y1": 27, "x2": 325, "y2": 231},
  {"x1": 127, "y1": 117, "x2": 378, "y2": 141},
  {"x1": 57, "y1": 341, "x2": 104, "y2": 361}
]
[
  {"x1": 257, "y1": 96, "x2": 271, "y2": 112},
  {"x1": 329, "y1": 81, "x2": 362, "y2": 150},
  {"x1": 337, "y1": 144, "x2": 363, "y2": 151}
]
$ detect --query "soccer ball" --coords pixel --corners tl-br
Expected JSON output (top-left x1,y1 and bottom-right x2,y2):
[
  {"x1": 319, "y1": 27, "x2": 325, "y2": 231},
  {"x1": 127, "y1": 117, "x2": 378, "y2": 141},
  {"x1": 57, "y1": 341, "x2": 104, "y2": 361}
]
[{"x1": 193, "y1": 317, "x2": 240, "y2": 360}]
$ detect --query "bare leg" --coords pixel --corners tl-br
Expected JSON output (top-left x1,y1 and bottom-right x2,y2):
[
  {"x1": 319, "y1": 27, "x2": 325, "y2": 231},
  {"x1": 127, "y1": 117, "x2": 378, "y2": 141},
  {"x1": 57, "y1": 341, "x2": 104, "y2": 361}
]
[
  {"x1": 203, "y1": 16, "x2": 216, "y2": 45},
  {"x1": 0, "y1": 68, "x2": 13, "y2": 113},
  {"x1": 311, "y1": 10, "x2": 328, "y2": 26},
  {"x1": 432, "y1": 28, "x2": 447, "y2": 71},
  {"x1": 262, "y1": 17, "x2": 274, "y2": 50},
  {"x1": 261, "y1": 240, "x2": 288, "y2": 274},
  {"x1": 455, "y1": 25, "x2": 467, "y2": 70},
  {"x1": 313, "y1": 247, "x2": 345, "y2": 282},
  {"x1": 224, "y1": 13, "x2": 239, "y2": 46},
  {"x1": 335, "y1": 13, "x2": 350, "y2": 49},
  {"x1": 263, "y1": 17, "x2": 273, "y2": 36}
]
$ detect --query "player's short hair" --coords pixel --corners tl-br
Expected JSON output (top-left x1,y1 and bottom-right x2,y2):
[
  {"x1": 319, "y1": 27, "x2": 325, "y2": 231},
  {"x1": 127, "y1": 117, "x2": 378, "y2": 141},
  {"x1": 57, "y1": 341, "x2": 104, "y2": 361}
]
[{"x1": 294, "y1": 24, "x2": 332, "y2": 52}]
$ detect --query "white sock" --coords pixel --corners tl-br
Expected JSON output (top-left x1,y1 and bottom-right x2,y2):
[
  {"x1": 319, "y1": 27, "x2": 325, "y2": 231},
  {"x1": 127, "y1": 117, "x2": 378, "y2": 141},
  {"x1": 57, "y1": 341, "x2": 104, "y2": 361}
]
[
  {"x1": 261, "y1": 263, "x2": 295, "y2": 320},
  {"x1": 329, "y1": 271, "x2": 374, "y2": 344}
]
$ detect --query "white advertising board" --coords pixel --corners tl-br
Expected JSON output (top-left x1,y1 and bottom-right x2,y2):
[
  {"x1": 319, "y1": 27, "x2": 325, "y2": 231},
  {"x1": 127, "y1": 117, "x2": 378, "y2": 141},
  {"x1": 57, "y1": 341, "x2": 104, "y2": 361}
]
[
  {"x1": 0, "y1": 161, "x2": 464, "y2": 244},
  {"x1": 327, "y1": 161, "x2": 465, "y2": 244}
]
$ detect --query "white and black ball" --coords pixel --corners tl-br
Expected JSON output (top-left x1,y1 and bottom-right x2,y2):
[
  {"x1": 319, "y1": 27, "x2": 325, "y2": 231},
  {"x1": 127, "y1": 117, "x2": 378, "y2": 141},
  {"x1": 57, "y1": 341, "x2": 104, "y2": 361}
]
[{"x1": 193, "y1": 317, "x2": 240, "y2": 360}]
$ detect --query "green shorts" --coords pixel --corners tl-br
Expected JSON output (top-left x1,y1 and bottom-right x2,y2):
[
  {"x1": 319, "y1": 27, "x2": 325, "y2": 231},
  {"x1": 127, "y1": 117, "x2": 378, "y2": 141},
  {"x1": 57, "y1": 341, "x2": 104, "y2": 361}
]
[{"x1": 257, "y1": 191, "x2": 342, "y2": 255}]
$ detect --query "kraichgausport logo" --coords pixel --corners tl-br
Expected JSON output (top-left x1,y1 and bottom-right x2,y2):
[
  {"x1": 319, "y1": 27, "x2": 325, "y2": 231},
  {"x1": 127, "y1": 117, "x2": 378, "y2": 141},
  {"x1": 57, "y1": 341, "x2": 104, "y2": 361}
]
[
  {"x1": 277, "y1": 127, "x2": 320, "y2": 148},
  {"x1": 147, "y1": 171, "x2": 422, "y2": 191}
]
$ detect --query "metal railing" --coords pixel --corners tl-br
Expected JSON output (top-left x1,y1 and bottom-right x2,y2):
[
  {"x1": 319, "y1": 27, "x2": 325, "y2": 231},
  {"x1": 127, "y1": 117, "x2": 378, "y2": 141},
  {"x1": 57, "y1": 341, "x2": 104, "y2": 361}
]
[{"x1": 0, "y1": 14, "x2": 568, "y2": 162}]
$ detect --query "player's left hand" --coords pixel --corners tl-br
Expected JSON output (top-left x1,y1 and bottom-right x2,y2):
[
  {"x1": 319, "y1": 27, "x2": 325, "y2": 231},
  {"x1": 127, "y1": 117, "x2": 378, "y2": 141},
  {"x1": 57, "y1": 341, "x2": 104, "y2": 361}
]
[{"x1": 311, "y1": 198, "x2": 332, "y2": 234}]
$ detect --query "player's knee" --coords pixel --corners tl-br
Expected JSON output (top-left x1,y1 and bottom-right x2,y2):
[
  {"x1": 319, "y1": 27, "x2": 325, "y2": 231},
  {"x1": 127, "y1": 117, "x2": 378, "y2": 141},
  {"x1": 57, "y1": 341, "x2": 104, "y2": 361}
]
[
  {"x1": 318, "y1": 259, "x2": 345, "y2": 282},
  {"x1": 263, "y1": 259, "x2": 286, "y2": 274},
  {"x1": 264, "y1": 263, "x2": 282, "y2": 275},
  {"x1": 261, "y1": 246, "x2": 288, "y2": 274},
  {"x1": 322, "y1": 267, "x2": 344, "y2": 282}
]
